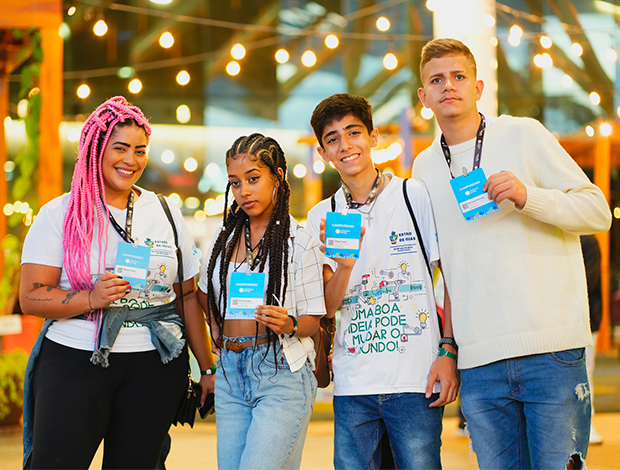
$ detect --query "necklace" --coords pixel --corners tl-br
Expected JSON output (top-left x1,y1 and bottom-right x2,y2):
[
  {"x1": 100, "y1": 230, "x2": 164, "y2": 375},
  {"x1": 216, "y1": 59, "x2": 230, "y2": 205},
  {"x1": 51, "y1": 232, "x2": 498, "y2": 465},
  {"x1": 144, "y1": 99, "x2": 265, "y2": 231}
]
[
  {"x1": 232, "y1": 220, "x2": 265, "y2": 271},
  {"x1": 342, "y1": 169, "x2": 382, "y2": 210},
  {"x1": 354, "y1": 173, "x2": 385, "y2": 226}
]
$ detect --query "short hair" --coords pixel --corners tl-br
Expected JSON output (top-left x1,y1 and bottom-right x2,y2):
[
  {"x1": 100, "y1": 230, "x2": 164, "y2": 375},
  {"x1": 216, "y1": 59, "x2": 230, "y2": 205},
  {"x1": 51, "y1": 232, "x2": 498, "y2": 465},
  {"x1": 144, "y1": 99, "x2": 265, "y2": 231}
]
[
  {"x1": 420, "y1": 38, "x2": 477, "y2": 80},
  {"x1": 310, "y1": 93, "x2": 374, "y2": 148}
]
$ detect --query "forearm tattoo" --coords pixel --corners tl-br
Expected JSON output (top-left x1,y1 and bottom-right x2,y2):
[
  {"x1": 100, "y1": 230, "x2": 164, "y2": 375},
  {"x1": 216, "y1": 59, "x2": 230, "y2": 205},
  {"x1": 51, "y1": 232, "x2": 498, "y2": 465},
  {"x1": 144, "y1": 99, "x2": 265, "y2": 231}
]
[{"x1": 61, "y1": 290, "x2": 80, "y2": 305}]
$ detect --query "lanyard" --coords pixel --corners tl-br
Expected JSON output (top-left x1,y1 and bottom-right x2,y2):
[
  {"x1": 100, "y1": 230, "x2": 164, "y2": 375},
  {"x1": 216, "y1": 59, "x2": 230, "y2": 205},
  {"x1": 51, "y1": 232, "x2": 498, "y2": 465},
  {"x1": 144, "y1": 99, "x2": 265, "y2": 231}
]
[
  {"x1": 342, "y1": 168, "x2": 383, "y2": 210},
  {"x1": 244, "y1": 218, "x2": 265, "y2": 270},
  {"x1": 440, "y1": 113, "x2": 486, "y2": 179},
  {"x1": 108, "y1": 190, "x2": 135, "y2": 244}
]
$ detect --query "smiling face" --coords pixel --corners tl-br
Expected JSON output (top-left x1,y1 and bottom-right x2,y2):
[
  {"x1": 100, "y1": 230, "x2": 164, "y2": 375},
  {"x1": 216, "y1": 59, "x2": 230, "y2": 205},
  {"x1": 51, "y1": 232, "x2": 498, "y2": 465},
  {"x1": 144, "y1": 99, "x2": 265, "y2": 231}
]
[
  {"x1": 316, "y1": 114, "x2": 379, "y2": 182},
  {"x1": 417, "y1": 54, "x2": 483, "y2": 123},
  {"x1": 226, "y1": 153, "x2": 282, "y2": 223},
  {"x1": 101, "y1": 123, "x2": 148, "y2": 202}
]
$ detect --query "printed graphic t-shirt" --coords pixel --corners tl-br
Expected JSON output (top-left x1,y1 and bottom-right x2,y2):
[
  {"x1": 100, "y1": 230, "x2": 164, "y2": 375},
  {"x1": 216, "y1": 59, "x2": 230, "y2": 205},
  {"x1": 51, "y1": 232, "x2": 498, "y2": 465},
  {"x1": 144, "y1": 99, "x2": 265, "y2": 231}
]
[{"x1": 307, "y1": 175, "x2": 441, "y2": 396}]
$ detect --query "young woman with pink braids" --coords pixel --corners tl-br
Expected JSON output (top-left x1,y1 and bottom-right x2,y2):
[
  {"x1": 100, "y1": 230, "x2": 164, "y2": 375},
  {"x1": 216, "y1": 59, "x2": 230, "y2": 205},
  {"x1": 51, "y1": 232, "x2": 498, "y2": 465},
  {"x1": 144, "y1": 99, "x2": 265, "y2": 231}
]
[{"x1": 19, "y1": 96, "x2": 214, "y2": 469}]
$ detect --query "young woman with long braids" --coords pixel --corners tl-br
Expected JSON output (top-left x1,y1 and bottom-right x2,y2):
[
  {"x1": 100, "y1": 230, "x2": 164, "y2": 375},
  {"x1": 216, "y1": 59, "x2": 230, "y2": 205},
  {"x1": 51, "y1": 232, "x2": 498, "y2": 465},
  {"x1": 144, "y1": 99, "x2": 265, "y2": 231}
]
[
  {"x1": 197, "y1": 133, "x2": 326, "y2": 469},
  {"x1": 19, "y1": 96, "x2": 215, "y2": 469}
]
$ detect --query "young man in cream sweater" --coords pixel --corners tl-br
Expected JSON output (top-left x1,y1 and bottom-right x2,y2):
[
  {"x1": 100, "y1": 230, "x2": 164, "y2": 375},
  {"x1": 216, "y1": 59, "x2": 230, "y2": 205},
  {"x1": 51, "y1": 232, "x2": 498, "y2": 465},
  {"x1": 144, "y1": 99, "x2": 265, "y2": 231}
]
[{"x1": 413, "y1": 38, "x2": 611, "y2": 469}]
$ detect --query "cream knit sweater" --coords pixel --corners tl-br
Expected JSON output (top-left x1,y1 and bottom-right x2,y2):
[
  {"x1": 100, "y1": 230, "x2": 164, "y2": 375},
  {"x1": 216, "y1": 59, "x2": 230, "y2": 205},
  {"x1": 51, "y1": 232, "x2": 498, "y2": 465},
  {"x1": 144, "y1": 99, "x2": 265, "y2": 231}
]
[{"x1": 413, "y1": 115, "x2": 611, "y2": 369}]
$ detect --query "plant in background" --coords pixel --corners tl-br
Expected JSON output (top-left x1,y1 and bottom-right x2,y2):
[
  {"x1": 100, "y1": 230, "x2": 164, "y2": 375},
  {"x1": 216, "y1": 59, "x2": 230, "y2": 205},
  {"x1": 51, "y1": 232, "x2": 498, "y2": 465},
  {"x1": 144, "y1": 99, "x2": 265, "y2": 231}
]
[
  {"x1": 0, "y1": 349, "x2": 28, "y2": 420},
  {"x1": 0, "y1": 28, "x2": 42, "y2": 315}
]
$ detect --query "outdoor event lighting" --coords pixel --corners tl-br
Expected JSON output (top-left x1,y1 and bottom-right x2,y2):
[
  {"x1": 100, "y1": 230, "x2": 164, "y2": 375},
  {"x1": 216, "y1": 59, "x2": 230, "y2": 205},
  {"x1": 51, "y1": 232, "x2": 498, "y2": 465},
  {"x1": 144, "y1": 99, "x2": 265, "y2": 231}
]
[
  {"x1": 533, "y1": 53, "x2": 552, "y2": 68},
  {"x1": 325, "y1": 34, "x2": 339, "y2": 49},
  {"x1": 93, "y1": 19, "x2": 108, "y2": 37},
  {"x1": 176, "y1": 104, "x2": 191, "y2": 123},
  {"x1": 161, "y1": 149, "x2": 175, "y2": 164},
  {"x1": 585, "y1": 125, "x2": 595, "y2": 137},
  {"x1": 194, "y1": 210, "x2": 207, "y2": 222},
  {"x1": 67, "y1": 6, "x2": 76, "y2": 16},
  {"x1": 128, "y1": 79, "x2": 142, "y2": 94},
  {"x1": 159, "y1": 32, "x2": 174, "y2": 48},
  {"x1": 617, "y1": 105, "x2": 620, "y2": 118},
  {"x1": 301, "y1": 50, "x2": 317, "y2": 67},
  {"x1": 539, "y1": 35, "x2": 553, "y2": 49},
  {"x1": 376, "y1": 17, "x2": 390, "y2": 32},
  {"x1": 601, "y1": 122, "x2": 612, "y2": 136},
  {"x1": 67, "y1": 128, "x2": 80, "y2": 142},
  {"x1": 185, "y1": 197, "x2": 201, "y2": 209},
  {"x1": 571, "y1": 42, "x2": 583, "y2": 57},
  {"x1": 275, "y1": 49, "x2": 289, "y2": 63},
  {"x1": 231, "y1": 43, "x2": 246, "y2": 60},
  {"x1": 508, "y1": 34, "x2": 521, "y2": 47},
  {"x1": 421, "y1": 107, "x2": 434, "y2": 120},
  {"x1": 607, "y1": 48, "x2": 618, "y2": 62},
  {"x1": 483, "y1": 14, "x2": 495, "y2": 27},
  {"x1": 293, "y1": 164, "x2": 307, "y2": 178},
  {"x1": 313, "y1": 160, "x2": 325, "y2": 174},
  {"x1": 150, "y1": 0, "x2": 173, "y2": 4},
  {"x1": 425, "y1": 0, "x2": 438, "y2": 12},
  {"x1": 77, "y1": 84, "x2": 90, "y2": 99},
  {"x1": 589, "y1": 91, "x2": 601, "y2": 106},
  {"x1": 176, "y1": 70, "x2": 190, "y2": 85},
  {"x1": 17, "y1": 99, "x2": 28, "y2": 118},
  {"x1": 226, "y1": 61, "x2": 241, "y2": 76},
  {"x1": 184, "y1": 158, "x2": 198, "y2": 172},
  {"x1": 561, "y1": 74, "x2": 573, "y2": 88},
  {"x1": 383, "y1": 52, "x2": 398, "y2": 70},
  {"x1": 614, "y1": 207, "x2": 620, "y2": 219},
  {"x1": 510, "y1": 25, "x2": 523, "y2": 38}
]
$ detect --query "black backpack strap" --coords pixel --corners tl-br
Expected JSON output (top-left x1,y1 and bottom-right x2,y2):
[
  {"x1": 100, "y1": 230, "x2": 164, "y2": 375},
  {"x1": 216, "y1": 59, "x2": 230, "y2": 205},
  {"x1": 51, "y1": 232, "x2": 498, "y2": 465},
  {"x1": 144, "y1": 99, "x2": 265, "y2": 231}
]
[
  {"x1": 402, "y1": 179, "x2": 431, "y2": 278},
  {"x1": 157, "y1": 194, "x2": 185, "y2": 321},
  {"x1": 331, "y1": 194, "x2": 336, "y2": 212}
]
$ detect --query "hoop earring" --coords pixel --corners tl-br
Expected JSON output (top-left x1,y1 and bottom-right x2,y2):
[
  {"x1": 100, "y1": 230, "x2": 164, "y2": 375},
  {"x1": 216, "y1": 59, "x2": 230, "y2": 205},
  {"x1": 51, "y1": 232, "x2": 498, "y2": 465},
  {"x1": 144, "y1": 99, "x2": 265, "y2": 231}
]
[{"x1": 272, "y1": 187, "x2": 276, "y2": 206}]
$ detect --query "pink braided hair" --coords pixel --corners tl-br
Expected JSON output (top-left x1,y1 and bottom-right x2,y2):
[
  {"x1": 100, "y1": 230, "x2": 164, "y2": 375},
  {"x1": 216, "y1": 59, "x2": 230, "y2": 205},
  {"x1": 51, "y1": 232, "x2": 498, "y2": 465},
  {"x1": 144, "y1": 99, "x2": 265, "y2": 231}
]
[{"x1": 62, "y1": 96, "x2": 151, "y2": 322}]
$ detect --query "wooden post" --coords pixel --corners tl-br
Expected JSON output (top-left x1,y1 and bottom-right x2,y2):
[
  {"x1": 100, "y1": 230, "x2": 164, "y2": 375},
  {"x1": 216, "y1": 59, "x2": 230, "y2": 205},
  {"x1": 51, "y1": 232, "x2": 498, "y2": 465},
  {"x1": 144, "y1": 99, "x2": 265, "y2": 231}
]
[
  {"x1": 0, "y1": 72, "x2": 8, "y2": 275},
  {"x1": 594, "y1": 134, "x2": 611, "y2": 352}
]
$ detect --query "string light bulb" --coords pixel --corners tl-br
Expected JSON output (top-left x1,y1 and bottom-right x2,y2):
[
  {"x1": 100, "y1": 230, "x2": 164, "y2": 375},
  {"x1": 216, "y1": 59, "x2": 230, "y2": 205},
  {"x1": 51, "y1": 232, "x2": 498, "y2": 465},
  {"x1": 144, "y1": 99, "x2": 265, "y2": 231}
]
[
  {"x1": 325, "y1": 34, "x2": 339, "y2": 49},
  {"x1": 533, "y1": 53, "x2": 552, "y2": 68},
  {"x1": 585, "y1": 125, "x2": 594, "y2": 137},
  {"x1": 376, "y1": 17, "x2": 390, "y2": 32},
  {"x1": 589, "y1": 92, "x2": 601, "y2": 106},
  {"x1": 77, "y1": 84, "x2": 90, "y2": 99},
  {"x1": 176, "y1": 70, "x2": 190, "y2": 85},
  {"x1": 67, "y1": 6, "x2": 76, "y2": 16},
  {"x1": 293, "y1": 164, "x2": 307, "y2": 178},
  {"x1": 226, "y1": 61, "x2": 240, "y2": 76},
  {"x1": 159, "y1": 31, "x2": 174, "y2": 48},
  {"x1": 425, "y1": 0, "x2": 438, "y2": 12},
  {"x1": 176, "y1": 105, "x2": 191, "y2": 123},
  {"x1": 93, "y1": 19, "x2": 108, "y2": 37},
  {"x1": 483, "y1": 14, "x2": 495, "y2": 27},
  {"x1": 275, "y1": 49, "x2": 289, "y2": 63},
  {"x1": 606, "y1": 48, "x2": 618, "y2": 62},
  {"x1": 301, "y1": 50, "x2": 317, "y2": 67},
  {"x1": 231, "y1": 43, "x2": 246, "y2": 60},
  {"x1": 571, "y1": 42, "x2": 583, "y2": 57},
  {"x1": 561, "y1": 74, "x2": 573, "y2": 88},
  {"x1": 539, "y1": 35, "x2": 553, "y2": 49},
  {"x1": 128, "y1": 78, "x2": 142, "y2": 94},
  {"x1": 600, "y1": 122, "x2": 612, "y2": 136},
  {"x1": 421, "y1": 107, "x2": 434, "y2": 120},
  {"x1": 510, "y1": 25, "x2": 523, "y2": 38},
  {"x1": 383, "y1": 52, "x2": 398, "y2": 70}
]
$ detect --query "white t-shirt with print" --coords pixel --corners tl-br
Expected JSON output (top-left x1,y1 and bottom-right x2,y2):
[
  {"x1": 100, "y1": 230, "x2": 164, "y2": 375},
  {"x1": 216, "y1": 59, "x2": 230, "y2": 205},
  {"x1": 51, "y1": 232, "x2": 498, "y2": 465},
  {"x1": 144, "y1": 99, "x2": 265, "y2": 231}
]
[
  {"x1": 307, "y1": 175, "x2": 441, "y2": 396},
  {"x1": 21, "y1": 187, "x2": 200, "y2": 352}
]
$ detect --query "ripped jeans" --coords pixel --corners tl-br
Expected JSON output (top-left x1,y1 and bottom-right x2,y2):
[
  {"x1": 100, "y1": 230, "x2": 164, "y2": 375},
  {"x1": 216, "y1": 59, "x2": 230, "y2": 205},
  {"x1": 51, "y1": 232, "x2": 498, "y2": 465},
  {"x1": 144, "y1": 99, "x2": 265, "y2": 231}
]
[{"x1": 460, "y1": 349, "x2": 591, "y2": 470}]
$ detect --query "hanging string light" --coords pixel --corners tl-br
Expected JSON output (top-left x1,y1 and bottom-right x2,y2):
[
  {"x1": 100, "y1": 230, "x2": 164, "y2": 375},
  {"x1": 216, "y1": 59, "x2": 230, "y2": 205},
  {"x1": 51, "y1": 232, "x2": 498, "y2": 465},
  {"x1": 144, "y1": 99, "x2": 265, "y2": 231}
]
[
  {"x1": 539, "y1": 35, "x2": 553, "y2": 49},
  {"x1": 176, "y1": 70, "x2": 190, "y2": 85},
  {"x1": 508, "y1": 25, "x2": 522, "y2": 47},
  {"x1": 600, "y1": 122, "x2": 612, "y2": 136},
  {"x1": 421, "y1": 107, "x2": 434, "y2": 120},
  {"x1": 325, "y1": 34, "x2": 339, "y2": 49},
  {"x1": 301, "y1": 50, "x2": 317, "y2": 67},
  {"x1": 231, "y1": 43, "x2": 246, "y2": 60},
  {"x1": 67, "y1": 6, "x2": 76, "y2": 16},
  {"x1": 159, "y1": 31, "x2": 174, "y2": 48},
  {"x1": 561, "y1": 74, "x2": 573, "y2": 88},
  {"x1": 376, "y1": 17, "x2": 390, "y2": 32},
  {"x1": 128, "y1": 78, "x2": 142, "y2": 93},
  {"x1": 483, "y1": 14, "x2": 495, "y2": 27},
  {"x1": 589, "y1": 92, "x2": 601, "y2": 106},
  {"x1": 77, "y1": 84, "x2": 90, "y2": 99},
  {"x1": 383, "y1": 52, "x2": 398, "y2": 70},
  {"x1": 275, "y1": 48, "x2": 289, "y2": 63},
  {"x1": 533, "y1": 53, "x2": 552, "y2": 68},
  {"x1": 571, "y1": 42, "x2": 583, "y2": 57},
  {"x1": 226, "y1": 61, "x2": 241, "y2": 75},
  {"x1": 606, "y1": 47, "x2": 618, "y2": 62},
  {"x1": 93, "y1": 19, "x2": 108, "y2": 37}
]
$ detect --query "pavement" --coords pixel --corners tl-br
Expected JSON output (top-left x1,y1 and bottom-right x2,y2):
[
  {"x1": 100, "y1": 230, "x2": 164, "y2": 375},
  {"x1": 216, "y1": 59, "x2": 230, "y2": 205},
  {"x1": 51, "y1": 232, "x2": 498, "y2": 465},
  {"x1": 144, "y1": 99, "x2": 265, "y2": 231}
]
[{"x1": 1, "y1": 352, "x2": 619, "y2": 469}]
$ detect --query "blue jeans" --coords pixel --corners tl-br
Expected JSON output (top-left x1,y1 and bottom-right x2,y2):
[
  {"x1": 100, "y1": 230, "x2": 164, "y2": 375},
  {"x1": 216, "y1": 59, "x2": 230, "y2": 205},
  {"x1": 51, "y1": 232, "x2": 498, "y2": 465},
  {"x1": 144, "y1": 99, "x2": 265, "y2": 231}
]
[
  {"x1": 214, "y1": 336, "x2": 317, "y2": 470},
  {"x1": 333, "y1": 393, "x2": 444, "y2": 470},
  {"x1": 460, "y1": 349, "x2": 591, "y2": 469}
]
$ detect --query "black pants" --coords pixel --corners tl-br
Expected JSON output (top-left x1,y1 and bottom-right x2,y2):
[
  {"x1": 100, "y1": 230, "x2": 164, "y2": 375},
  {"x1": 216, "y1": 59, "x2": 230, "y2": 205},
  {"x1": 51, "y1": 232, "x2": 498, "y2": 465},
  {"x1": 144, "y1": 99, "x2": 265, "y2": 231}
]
[{"x1": 29, "y1": 338, "x2": 187, "y2": 469}]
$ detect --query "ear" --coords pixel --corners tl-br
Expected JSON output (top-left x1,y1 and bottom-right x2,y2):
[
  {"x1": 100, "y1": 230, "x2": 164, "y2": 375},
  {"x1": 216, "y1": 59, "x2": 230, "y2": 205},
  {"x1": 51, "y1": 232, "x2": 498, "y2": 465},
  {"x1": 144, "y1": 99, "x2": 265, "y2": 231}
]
[
  {"x1": 417, "y1": 87, "x2": 428, "y2": 108},
  {"x1": 475, "y1": 79, "x2": 484, "y2": 101},
  {"x1": 276, "y1": 167, "x2": 284, "y2": 186},
  {"x1": 370, "y1": 128, "x2": 380, "y2": 148},
  {"x1": 317, "y1": 146, "x2": 328, "y2": 162}
]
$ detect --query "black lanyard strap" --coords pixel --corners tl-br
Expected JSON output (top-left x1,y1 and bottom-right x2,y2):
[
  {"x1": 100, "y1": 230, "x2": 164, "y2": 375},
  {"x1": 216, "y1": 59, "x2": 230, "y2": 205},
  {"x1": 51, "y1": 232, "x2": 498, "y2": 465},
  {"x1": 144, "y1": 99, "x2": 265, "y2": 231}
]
[
  {"x1": 341, "y1": 168, "x2": 383, "y2": 210},
  {"x1": 244, "y1": 218, "x2": 265, "y2": 270},
  {"x1": 440, "y1": 113, "x2": 486, "y2": 179},
  {"x1": 109, "y1": 190, "x2": 135, "y2": 244}
]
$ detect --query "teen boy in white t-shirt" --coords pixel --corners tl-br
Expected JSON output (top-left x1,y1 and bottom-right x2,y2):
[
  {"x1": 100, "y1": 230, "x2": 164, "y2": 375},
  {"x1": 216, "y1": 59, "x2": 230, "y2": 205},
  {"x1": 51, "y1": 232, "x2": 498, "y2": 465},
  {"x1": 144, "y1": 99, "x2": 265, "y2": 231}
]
[{"x1": 306, "y1": 93, "x2": 458, "y2": 470}]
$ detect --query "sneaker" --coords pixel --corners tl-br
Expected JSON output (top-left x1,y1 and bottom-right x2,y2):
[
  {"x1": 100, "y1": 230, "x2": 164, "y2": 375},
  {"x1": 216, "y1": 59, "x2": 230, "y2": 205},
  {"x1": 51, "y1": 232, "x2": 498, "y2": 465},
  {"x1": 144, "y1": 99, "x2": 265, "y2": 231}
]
[{"x1": 590, "y1": 425, "x2": 603, "y2": 445}]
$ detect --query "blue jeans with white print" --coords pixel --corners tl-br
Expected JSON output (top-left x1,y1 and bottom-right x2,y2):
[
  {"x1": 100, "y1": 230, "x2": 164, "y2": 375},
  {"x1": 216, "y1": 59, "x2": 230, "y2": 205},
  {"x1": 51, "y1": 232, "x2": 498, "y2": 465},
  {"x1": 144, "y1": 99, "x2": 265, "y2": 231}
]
[
  {"x1": 214, "y1": 336, "x2": 317, "y2": 470},
  {"x1": 460, "y1": 348, "x2": 591, "y2": 470}
]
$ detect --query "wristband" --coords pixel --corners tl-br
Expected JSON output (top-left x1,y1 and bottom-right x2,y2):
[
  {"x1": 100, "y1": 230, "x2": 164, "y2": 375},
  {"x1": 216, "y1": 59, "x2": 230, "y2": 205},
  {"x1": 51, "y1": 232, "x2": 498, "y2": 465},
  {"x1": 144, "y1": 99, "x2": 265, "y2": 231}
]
[
  {"x1": 288, "y1": 315, "x2": 298, "y2": 338},
  {"x1": 200, "y1": 365, "x2": 217, "y2": 376},
  {"x1": 88, "y1": 290, "x2": 94, "y2": 312},
  {"x1": 438, "y1": 348, "x2": 457, "y2": 360},
  {"x1": 439, "y1": 336, "x2": 458, "y2": 351}
]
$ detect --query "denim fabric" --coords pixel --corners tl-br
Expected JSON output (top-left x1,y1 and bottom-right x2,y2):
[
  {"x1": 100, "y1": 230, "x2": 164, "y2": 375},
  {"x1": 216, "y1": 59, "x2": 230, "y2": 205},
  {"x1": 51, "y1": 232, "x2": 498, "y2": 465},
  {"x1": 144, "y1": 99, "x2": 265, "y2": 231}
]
[
  {"x1": 460, "y1": 349, "x2": 591, "y2": 470},
  {"x1": 214, "y1": 336, "x2": 317, "y2": 470},
  {"x1": 333, "y1": 393, "x2": 444, "y2": 470},
  {"x1": 22, "y1": 303, "x2": 184, "y2": 468}
]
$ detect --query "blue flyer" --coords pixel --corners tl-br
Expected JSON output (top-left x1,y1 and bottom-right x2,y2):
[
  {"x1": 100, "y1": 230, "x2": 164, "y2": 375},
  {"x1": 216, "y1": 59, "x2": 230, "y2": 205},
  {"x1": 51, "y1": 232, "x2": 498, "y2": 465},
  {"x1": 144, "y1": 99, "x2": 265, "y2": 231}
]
[
  {"x1": 114, "y1": 242, "x2": 151, "y2": 290},
  {"x1": 449, "y1": 168, "x2": 498, "y2": 222},
  {"x1": 228, "y1": 272, "x2": 266, "y2": 320},
  {"x1": 325, "y1": 212, "x2": 362, "y2": 259}
]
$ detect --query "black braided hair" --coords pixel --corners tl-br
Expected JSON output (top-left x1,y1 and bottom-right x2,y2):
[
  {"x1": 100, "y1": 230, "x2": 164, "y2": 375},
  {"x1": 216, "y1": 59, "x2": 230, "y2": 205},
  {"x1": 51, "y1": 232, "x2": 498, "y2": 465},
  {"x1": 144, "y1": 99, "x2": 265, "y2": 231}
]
[{"x1": 205, "y1": 133, "x2": 291, "y2": 370}]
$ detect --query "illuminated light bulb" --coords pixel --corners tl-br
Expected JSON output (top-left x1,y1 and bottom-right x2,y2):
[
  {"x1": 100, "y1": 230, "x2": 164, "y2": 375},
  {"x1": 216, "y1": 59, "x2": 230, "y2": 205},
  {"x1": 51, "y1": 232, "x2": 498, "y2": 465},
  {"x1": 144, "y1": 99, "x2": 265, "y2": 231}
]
[
  {"x1": 301, "y1": 50, "x2": 317, "y2": 67},
  {"x1": 4, "y1": 161, "x2": 15, "y2": 172},
  {"x1": 418, "y1": 311, "x2": 428, "y2": 328},
  {"x1": 533, "y1": 53, "x2": 552, "y2": 68},
  {"x1": 606, "y1": 48, "x2": 618, "y2": 62},
  {"x1": 325, "y1": 34, "x2": 339, "y2": 49},
  {"x1": 161, "y1": 149, "x2": 175, "y2": 164},
  {"x1": 206, "y1": 162, "x2": 220, "y2": 178},
  {"x1": 176, "y1": 70, "x2": 190, "y2": 85},
  {"x1": 13, "y1": 201, "x2": 22, "y2": 212},
  {"x1": 425, "y1": 0, "x2": 438, "y2": 12},
  {"x1": 185, "y1": 197, "x2": 201, "y2": 209},
  {"x1": 184, "y1": 158, "x2": 198, "y2": 172},
  {"x1": 17, "y1": 99, "x2": 28, "y2": 118},
  {"x1": 313, "y1": 160, "x2": 325, "y2": 174},
  {"x1": 77, "y1": 84, "x2": 90, "y2": 99},
  {"x1": 93, "y1": 19, "x2": 108, "y2": 37},
  {"x1": 67, "y1": 6, "x2": 76, "y2": 16},
  {"x1": 383, "y1": 52, "x2": 398, "y2": 70},
  {"x1": 128, "y1": 78, "x2": 142, "y2": 94},
  {"x1": 168, "y1": 193, "x2": 182, "y2": 207},
  {"x1": 489, "y1": 37, "x2": 498, "y2": 47},
  {"x1": 539, "y1": 35, "x2": 552, "y2": 49},
  {"x1": 194, "y1": 210, "x2": 207, "y2": 222},
  {"x1": 59, "y1": 22, "x2": 71, "y2": 40},
  {"x1": 508, "y1": 35, "x2": 521, "y2": 47},
  {"x1": 585, "y1": 125, "x2": 594, "y2": 137},
  {"x1": 67, "y1": 128, "x2": 81, "y2": 142},
  {"x1": 150, "y1": 0, "x2": 173, "y2": 4},
  {"x1": 600, "y1": 122, "x2": 612, "y2": 136},
  {"x1": 490, "y1": 58, "x2": 498, "y2": 70},
  {"x1": 293, "y1": 164, "x2": 307, "y2": 178},
  {"x1": 589, "y1": 92, "x2": 601, "y2": 106},
  {"x1": 3, "y1": 204, "x2": 14, "y2": 216},
  {"x1": 510, "y1": 25, "x2": 523, "y2": 38},
  {"x1": 376, "y1": 17, "x2": 390, "y2": 32},
  {"x1": 614, "y1": 207, "x2": 620, "y2": 219},
  {"x1": 176, "y1": 104, "x2": 191, "y2": 124},
  {"x1": 159, "y1": 31, "x2": 174, "y2": 48},
  {"x1": 231, "y1": 43, "x2": 246, "y2": 60},
  {"x1": 275, "y1": 48, "x2": 289, "y2": 63},
  {"x1": 226, "y1": 61, "x2": 240, "y2": 76},
  {"x1": 483, "y1": 14, "x2": 495, "y2": 27},
  {"x1": 117, "y1": 66, "x2": 135, "y2": 79},
  {"x1": 19, "y1": 202, "x2": 29, "y2": 214},
  {"x1": 571, "y1": 42, "x2": 583, "y2": 57},
  {"x1": 617, "y1": 105, "x2": 620, "y2": 119},
  {"x1": 4, "y1": 116, "x2": 11, "y2": 126},
  {"x1": 561, "y1": 74, "x2": 573, "y2": 88},
  {"x1": 421, "y1": 107, "x2": 434, "y2": 120}
]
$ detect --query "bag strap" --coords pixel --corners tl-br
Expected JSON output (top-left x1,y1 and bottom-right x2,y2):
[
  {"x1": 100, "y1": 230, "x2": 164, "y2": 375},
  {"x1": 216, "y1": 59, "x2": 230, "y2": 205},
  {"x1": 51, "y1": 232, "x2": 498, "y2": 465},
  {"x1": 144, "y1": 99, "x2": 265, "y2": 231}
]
[
  {"x1": 402, "y1": 179, "x2": 432, "y2": 279},
  {"x1": 330, "y1": 194, "x2": 336, "y2": 212},
  {"x1": 157, "y1": 194, "x2": 185, "y2": 321}
]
